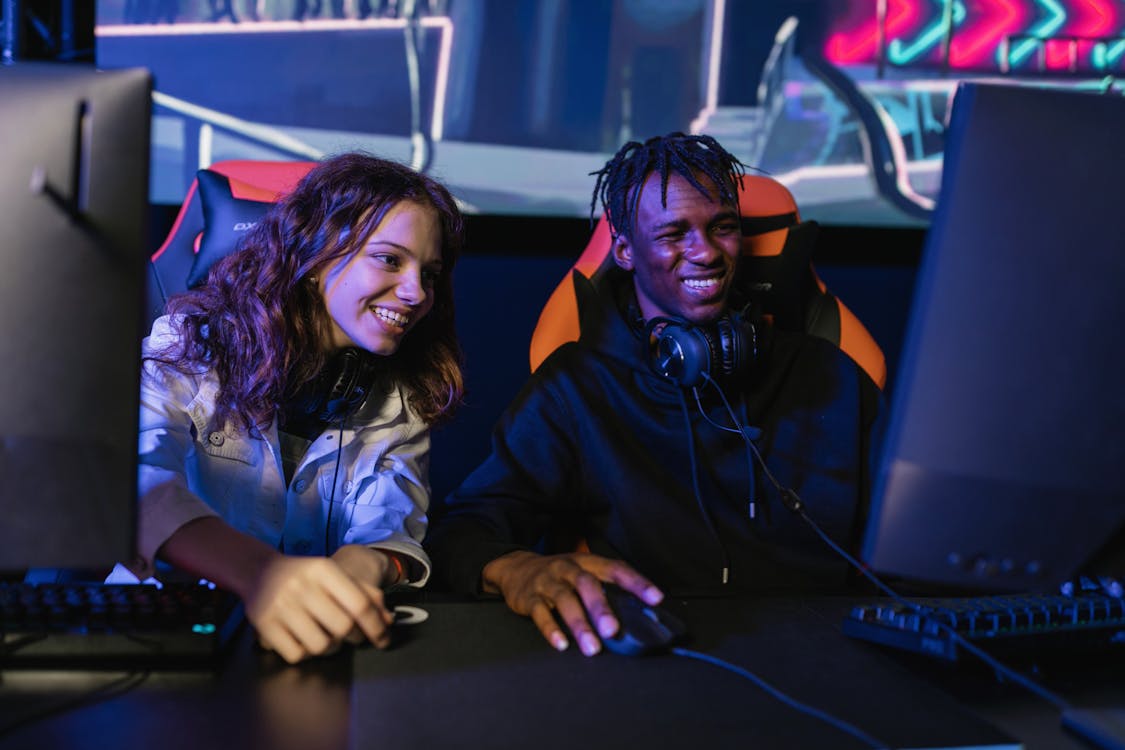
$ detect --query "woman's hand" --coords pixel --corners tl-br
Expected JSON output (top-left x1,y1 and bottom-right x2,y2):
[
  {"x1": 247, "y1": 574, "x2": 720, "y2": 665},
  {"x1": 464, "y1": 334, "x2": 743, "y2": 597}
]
[
  {"x1": 329, "y1": 544, "x2": 403, "y2": 645},
  {"x1": 331, "y1": 544, "x2": 400, "y2": 588},
  {"x1": 245, "y1": 552, "x2": 395, "y2": 663},
  {"x1": 156, "y1": 517, "x2": 398, "y2": 664}
]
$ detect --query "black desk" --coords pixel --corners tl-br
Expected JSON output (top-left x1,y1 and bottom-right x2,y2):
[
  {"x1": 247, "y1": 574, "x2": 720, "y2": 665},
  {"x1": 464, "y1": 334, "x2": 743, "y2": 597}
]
[{"x1": 2, "y1": 595, "x2": 1122, "y2": 750}]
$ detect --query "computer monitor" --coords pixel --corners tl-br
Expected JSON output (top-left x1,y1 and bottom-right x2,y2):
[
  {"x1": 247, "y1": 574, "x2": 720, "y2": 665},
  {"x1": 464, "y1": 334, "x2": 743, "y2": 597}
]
[
  {"x1": 860, "y1": 82, "x2": 1125, "y2": 593},
  {"x1": 0, "y1": 62, "x2": 152, "y2": 572}
]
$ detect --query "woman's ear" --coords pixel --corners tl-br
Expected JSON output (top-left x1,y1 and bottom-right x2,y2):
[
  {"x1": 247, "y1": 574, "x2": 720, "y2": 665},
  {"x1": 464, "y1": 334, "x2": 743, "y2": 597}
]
[{"x1": 612, "y1": 236, "x2": 634, "y2": 272}]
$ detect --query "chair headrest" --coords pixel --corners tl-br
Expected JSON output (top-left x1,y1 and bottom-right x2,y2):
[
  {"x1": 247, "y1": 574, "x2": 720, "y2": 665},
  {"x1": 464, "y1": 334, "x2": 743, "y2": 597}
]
[
  {"x1": 147, "y1": 161, "x2": 316, "y2": 323},
  {"x1": 529, "y1": 174, "x2": 809, "y2": 372},
  {"x1": 527, "y1": 172, "x2": 886, "y2": 389},
  {"x1": 188, "y1": 169, "x2": 281, "y2": 288}
]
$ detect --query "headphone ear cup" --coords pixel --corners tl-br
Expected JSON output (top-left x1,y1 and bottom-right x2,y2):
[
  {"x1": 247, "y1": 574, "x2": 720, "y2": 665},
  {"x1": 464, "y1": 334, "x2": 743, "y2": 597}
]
[
  {"x1": 717, "y1": 313, "x2": 759, "y2": 379},
  {"x1": 649, "y1": 323, "x2": 714, "y2": 388},
  {"x1": 648, "y1": 313, "x2": 762, "y2": 389},
  {"x1": 715, "y1": 316, "x2": 738, "y2": 376},
  {"x1": 319, "y1": 348, "x2": 373, "y2": 422}
]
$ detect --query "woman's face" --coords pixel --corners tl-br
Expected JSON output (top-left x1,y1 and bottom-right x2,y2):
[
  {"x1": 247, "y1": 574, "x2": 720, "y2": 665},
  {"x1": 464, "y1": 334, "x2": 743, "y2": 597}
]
[{"x1": 318, "y1": 200, "x2": 443, "y2": 356}]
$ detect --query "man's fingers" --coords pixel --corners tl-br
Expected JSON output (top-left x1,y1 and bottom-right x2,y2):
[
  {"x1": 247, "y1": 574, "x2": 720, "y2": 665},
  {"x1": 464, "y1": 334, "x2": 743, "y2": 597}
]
[
  {"x1": 574, "y1": 573, "x2": 618, "y2": 639},
  {"x1": 598, "y1": 561, "x2": 664, "y2": 606},
  {"x1": 492, "y1": 552, "x2": 666, "y2": 658},
  {"x1": 553, "y1": 588, "x2": 601, "y2": 656},
  {"x1": 528, "y1": 600, "x2": 569, "y2": 652}
]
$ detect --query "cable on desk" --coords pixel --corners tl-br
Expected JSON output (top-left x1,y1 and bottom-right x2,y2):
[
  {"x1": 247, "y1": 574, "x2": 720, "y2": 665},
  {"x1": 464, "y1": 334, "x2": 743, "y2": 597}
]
[
  {"x1": 0, "y1": 669, "x2": 151, "y2": 740},
  {"x1": 670, "y1": 646, "x2": 892, "y2": 749},
  {"x1": 698, "y1": 369, "x2": 1074, "y2": 713},
  {"x1": 790, "y1": 505, "x2": 1071, "y2": 713}
]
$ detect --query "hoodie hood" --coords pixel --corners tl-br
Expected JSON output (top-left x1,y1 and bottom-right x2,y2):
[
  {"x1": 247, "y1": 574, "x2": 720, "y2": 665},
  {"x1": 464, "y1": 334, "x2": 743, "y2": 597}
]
[{"x1": 573, "y1": 266, "x2": 647, "y2": 368}]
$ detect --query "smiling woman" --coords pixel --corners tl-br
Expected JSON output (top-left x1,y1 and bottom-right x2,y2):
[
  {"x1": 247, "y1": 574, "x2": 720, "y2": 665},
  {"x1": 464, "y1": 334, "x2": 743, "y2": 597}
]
[
  {"x1": 117, "y1": 152, "x2": 465, "y2": 664},
  {"x1": 320, "y1": 199, "x2": 444, "y2": 355}
]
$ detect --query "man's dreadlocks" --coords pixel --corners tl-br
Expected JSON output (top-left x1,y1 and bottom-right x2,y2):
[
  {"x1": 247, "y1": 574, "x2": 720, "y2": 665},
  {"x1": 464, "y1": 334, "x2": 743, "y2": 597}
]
[{"x1": 589, "y1": 132, "x2": 747, "y2": 243}]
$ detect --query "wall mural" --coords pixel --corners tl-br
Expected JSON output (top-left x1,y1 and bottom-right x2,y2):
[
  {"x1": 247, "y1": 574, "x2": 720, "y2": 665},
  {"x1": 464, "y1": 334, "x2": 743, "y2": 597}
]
[{"x1": 96, "y1": 0, "x2": 1124, "y2": 228}]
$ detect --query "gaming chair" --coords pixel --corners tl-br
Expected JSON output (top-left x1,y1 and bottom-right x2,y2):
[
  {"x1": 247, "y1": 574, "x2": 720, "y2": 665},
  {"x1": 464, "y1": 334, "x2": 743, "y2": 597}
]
[{"x1": 528, "y1": 173, "x2": 887, "y2": 390}]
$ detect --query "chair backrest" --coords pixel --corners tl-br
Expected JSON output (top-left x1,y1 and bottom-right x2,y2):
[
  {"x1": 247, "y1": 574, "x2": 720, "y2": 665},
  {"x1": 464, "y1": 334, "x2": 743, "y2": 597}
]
[
  {"x1": 528, "y1": 173, "x2": 887, "y2": 389},
  {"x1": 146, "y1": 160, "x2": 317, "y2": 327}
]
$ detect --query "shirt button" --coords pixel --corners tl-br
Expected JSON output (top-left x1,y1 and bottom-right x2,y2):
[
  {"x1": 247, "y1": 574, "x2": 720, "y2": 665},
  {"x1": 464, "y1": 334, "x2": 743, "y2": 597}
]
[
  {"x1": 294, "y1": 541, "x2": 311, "y2": 554},
  {"x1": 208, "y1": 432, "x2": 225, "y2": 446},
  {"x1": 294, "y1": 479, "x2": 308, "y2": 493},
  {"x1": 342, "y1": 480, "x2": 353, "y2": 495}
]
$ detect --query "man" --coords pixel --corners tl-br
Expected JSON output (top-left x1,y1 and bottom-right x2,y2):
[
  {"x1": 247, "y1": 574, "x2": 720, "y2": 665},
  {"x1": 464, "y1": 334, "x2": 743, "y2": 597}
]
[{"x1": 426, "y1": 133, "x2": 881, "y2": 656}]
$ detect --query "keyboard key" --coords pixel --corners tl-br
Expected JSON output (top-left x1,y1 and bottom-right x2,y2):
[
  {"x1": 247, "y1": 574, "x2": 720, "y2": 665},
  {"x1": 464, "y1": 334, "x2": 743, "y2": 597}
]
[
  {"x1": 842, "y1": 592, "x2": 1125, "y2": 662},
  {"x1": 0, "y1": 581, "x2": 244, "y2": 669}
]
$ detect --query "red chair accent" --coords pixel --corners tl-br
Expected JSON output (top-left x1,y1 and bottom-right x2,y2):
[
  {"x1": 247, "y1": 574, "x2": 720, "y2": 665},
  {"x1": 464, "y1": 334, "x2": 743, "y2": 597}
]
[{"x1": 146, "y1": 160, "x2": 316, "y2": 326}]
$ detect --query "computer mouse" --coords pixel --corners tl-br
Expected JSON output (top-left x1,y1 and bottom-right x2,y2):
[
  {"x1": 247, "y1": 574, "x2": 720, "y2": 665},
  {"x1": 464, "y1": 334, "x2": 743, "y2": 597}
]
[{"x1": 600, "y1": 583, "x2": 688, "y2": 656}]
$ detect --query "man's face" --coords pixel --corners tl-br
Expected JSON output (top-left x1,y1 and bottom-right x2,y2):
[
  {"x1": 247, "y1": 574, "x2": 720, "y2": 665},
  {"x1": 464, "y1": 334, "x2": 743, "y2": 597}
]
[{"x1": 612, "y1": 172, "x2": 741, "y2": 325}]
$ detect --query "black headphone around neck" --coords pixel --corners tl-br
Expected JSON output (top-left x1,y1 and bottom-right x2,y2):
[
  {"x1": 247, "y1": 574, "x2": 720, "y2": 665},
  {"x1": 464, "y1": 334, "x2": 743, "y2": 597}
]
[
  {"x1": 298, "y1": 347, "x2": 379, "y2": 424},
  {"x1": 645, "y1": 309, "x2": 760, "y2": 389}
]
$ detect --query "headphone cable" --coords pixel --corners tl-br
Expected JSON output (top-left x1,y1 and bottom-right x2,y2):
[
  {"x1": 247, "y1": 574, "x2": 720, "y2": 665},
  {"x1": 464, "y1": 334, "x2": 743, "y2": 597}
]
[
  {"x1": 670, "y1": 646, "x2": 892, "y2": 750},
  {"x1": 694, "y1": 373, "x2": 1071, "y2": 713},
  {"x1": 678, "y1": 379, "x2": 891, "y2": 749},
  {"x1": 324, "y1": 419, "x2": 346, "y2": 555},
  {"x1": 692, "y1": 382, "x2": 760, "y2": 520},
  {"x1": 677, "y1": 389, "x2": 731, "y2": 585}
]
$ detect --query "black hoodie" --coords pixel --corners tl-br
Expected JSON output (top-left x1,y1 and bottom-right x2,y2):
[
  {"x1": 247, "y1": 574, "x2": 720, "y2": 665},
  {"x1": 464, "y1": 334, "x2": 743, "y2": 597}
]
[{"x1": 427, "y1": 267, "x2": 882, "y2": 596}]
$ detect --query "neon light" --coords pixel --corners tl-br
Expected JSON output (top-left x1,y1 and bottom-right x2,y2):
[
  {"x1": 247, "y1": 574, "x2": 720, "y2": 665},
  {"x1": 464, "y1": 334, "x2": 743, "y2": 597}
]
[
  {"x1": 949, "y1": 0, "x2": 1025, "y2": 67},
  {"x1": 1107, "y1": 38, "x2": 1125, "y2": 65},
  {"x1": 1044, "y1": 38, "x2": 1067, "y2": 69},
  {"x1": 1085, "y1": 0, "x2": 1122, "y2": 67},
  {"x1": 824, "y1": 0, "x2": 917, "y2": 64},
  {"x1": 822, "y1": 0, "x2": 1122, "y2": 72},
  {"x1": 1051, "y1": 0, "x2": 1118, "y2": 70},
  {"x1": 1071, "y1": 0, "x2": 1118, "y2": 36},
  {"x1": 1008, "y1": 0, "x2": 1067, "y2": 67},
  {"x1": 824, "y1": 23, "x2": 879, "y2": 63},
  {"x1": 887, "y1": 0, "x2": 966, "y2": 65}
]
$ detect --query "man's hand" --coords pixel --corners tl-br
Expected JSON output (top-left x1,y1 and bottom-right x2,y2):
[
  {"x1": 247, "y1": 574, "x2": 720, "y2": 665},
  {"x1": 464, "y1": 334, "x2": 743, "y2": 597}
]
[{"x1": 482, "y1": 550, "x2": 663, "y2": 656}]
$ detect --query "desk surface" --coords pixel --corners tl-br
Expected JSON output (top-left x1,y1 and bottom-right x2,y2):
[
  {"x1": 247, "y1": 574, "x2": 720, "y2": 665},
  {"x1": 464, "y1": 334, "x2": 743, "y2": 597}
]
[{"x1": 1, "y1": 594, "x2": 1122, "y2": 750}]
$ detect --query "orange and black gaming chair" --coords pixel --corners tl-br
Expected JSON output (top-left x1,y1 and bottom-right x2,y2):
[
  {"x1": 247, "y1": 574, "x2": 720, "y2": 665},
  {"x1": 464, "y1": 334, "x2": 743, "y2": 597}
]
[
  {"x1": 145, "y1": 160, "x2": 317, "y2": 326},
  {"x1": 529, "y1": 173, "x2": 887, "y2": 390}
]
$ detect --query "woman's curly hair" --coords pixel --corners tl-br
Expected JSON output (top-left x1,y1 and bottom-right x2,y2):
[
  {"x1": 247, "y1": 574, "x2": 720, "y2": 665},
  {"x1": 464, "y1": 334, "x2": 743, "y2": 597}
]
[{"x1": 150, "y1": 152, "x2": 465, "y2": 430}]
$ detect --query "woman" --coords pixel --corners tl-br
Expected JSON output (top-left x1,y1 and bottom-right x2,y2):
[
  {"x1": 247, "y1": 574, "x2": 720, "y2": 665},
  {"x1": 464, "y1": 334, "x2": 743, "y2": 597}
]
[{"x1": 119, "y1": 152, "x2": 464, "y2": 663}]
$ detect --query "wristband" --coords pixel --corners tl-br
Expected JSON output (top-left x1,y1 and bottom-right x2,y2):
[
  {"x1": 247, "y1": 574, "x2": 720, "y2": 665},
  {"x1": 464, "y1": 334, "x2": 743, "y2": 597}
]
[{"x1": 384, "y1": 551, "x2": 406, "y2": 584}]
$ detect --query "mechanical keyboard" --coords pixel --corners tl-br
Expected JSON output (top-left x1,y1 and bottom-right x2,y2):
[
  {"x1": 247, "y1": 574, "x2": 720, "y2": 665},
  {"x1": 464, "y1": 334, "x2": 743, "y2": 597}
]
[
  {"x1": 0, "y1": 581, "x2": 244, "y2": 669},
  {"x1": 842, "y1": 591, "x2": 1125, "y2": 662}
]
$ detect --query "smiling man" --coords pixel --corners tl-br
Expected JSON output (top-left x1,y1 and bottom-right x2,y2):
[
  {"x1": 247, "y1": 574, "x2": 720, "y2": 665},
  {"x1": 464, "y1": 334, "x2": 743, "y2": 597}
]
[{"x1": 426, "y1": 133, "x2": 881, "y2": 657}]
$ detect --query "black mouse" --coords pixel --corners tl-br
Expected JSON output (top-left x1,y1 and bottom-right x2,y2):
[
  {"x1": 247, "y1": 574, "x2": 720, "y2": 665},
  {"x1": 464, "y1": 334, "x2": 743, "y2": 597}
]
[{"x1": 600, "y1": 583, "x2": 688, "y2": 656}]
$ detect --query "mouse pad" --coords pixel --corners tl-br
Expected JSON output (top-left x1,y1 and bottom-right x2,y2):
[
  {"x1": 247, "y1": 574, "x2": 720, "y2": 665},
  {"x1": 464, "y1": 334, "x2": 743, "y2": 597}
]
[{"x1": 351, "y1": 597, "x2": 1020, "y2": 750}]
